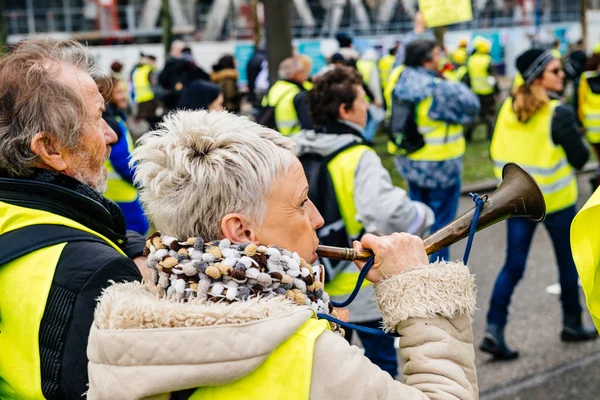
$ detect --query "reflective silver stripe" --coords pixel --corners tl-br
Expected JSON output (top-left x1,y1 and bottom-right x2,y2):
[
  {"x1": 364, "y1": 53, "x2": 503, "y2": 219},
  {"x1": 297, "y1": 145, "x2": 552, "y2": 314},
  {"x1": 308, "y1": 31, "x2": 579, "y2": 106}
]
[
  {"x1": 493, "y1": 159, "x2": 569, "y2": 176},
  {"x1": 425, "y1": 132, "x2": 463, "y2": 145},
  {"x1": 537, "y1": 173, "x2": 575, "y2": 194},
  {"x1": 107, "y1": 169, "x2": 122, "y2": 180},
  {"x1": 586, "y1": 126, "x2": 600, "y2": 132},
  {"x1": 418, "y1": 127, "x2": 435, "y2": 135},
  {"x1": 318, "y1": 219, "x2": 345, "y2": 237},
  {"x1": 584, "y1": 114, "x2": 600, "y2": 120},
  {"x1": 276, "y1": 119, "x2": 299, "y2": 128}
]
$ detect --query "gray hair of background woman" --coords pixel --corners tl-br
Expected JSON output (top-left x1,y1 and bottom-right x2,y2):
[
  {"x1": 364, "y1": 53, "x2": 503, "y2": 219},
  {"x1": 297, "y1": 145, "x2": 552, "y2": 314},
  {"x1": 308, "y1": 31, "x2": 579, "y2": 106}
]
[
  {"x1": 131, "y1": 110, "x2": 298, "y2": 240},
  {"x1": 0, "y1": 39, "x2": 103, "y2": 177}
]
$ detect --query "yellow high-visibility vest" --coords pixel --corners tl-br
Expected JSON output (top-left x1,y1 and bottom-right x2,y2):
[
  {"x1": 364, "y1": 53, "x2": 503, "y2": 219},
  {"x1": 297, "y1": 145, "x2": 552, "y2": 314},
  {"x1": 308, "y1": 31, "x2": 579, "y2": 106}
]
[
  {"x1": 262, "y1": 80, "x2": 302, "y2": 136},
  {"x1": 356, "y1": 59, "x2": 376, "y2": 103},
  {"x1": 378, "y1": 54, "x2": 396, "y2": 90},
  {"x1": 104, "y1": 116, "x2": 138, "y2": 203},
  {"x1": 189, "y1": 317, "x2": 328, "y2": 399},
  {"x1": 579, "y1": 71, "x2": 600, "y2": 144},
  {"x1": 0, "y1": 202, "x2": 124, "y2": 399},
  {"x1": 384, "y1": 65, "x2": 405, "y2": 119},
  {"x1": 451, "y1": 47, "x2": 468, "y2": 66},
  {"x1": 132, "y1": 64, "x2": 155, "y2": 104},
  {"x1": 571, "y1": 187, "x2": 600, "y2": 333},
  {"x1": 467, "y1": 53, "x2": 494, "y2": 95},
  {"x1": 552, "y1": 49, "x2": 562, "y2": 59},
  {"x1": 324, "y1": 145, "x2": 371, "y2": 297},
  {"x1": 513, "y1": 72, "x2": 525, "y2": 91},
  {"x1": 491, "y1": 98, "x2": 577, "y2": 214}
]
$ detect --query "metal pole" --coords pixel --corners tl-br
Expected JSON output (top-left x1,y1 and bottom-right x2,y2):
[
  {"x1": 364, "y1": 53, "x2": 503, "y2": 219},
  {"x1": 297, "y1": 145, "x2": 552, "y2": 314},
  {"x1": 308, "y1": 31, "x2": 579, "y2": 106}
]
[
  {"x1": 250, "y1": 0, "x2": 261, "y2": 48},
  {"x1": 0, "y1": 0, "x2": 7, "y2": 53},
  {"x1": 26, "y1": 0, "x2": 36, "y2": 34},
  {"x1": 535, "y1": 0, "x2": 542, "y2": 34},
  {"x1": 63, "y1": 0, "x2": 72, "y2": 32},
  {"x1": 162, "y1": 0, "x2": 173, "y2": 59},
  {"x1": 580, "y1": 0, "x2": 588, "y2": 51},
  {"x1": 263, "y1": 0, "x2": 293, "y2": 86}
]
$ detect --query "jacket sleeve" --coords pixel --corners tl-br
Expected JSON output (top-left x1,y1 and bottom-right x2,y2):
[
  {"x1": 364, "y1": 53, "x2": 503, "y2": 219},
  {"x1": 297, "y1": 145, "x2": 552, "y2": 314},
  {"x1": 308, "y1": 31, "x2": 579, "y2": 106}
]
[
  {"x1": 551, "y1": 104, "x2": 589, "y2": 170},
  {"x1": 293, "y1": 92, "x2": 315, "y2": 130},
  {"x1": 354, "y1": 150, "x2": 434, "y2": 237},
  {"x1": 311, "y1": 261, "x2": 478, "y2": 400},
  {"x1": 58, "y1": 245, "x2": 142, "y2": 399}
]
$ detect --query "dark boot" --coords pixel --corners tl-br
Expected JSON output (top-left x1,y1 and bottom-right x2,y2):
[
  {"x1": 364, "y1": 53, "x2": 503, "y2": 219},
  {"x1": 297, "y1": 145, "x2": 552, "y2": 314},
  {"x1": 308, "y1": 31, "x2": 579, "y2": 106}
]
[
  {"x1": 479, "y1": 325, "x2": 519, "y2": 360},
  {"x1": 561, "y1": 314, "x2": 598, "y2": 342}
]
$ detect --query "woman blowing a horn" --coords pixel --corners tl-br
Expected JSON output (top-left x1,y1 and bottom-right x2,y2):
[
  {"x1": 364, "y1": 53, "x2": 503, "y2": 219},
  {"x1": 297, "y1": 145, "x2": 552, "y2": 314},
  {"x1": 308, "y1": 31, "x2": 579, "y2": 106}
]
[{"x1": 86, "y1": 110, "x2": 477, "y2": 399}]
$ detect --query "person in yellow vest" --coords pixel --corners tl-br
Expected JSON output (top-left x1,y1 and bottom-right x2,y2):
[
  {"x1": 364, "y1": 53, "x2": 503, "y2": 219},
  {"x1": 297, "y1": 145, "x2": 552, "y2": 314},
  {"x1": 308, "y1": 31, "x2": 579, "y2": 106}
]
[
  {"x1": 132, "y1": 53, "x2": 161, "y2": 129},
  {"x1": 378, "y1": 41, "x2": 399, "y2": 92},
  {"x1": 482, "y1": 49, "x2": 597, "y2": 361},
  {"x1": 449, "y1": 38, "x2": 469, "y2": 82},
  {"x1": 261, "y1": 56, "x2": 308, "y2": 136},
  {"x1": 463, "y1": 37, "x2": 499, "y2": 141},
  {"x1": 578, "y1": 53, "x2": 600, "y2": 188},
  {"x1": 391, "y1": 39, "x2": 480, "y2": 262},
  {"x1": 0, "y1": 39, "x2": 147, "y2": 400},
  {"x1": 512, "y1": 43, "x2": 564, "y2": 92},
  {"x1": 98, "y1": 75, "x2": 150, "y2": 235},
  {"x1": 551, "y1": 39, "x2": 562, "y2": 60},
  {"x1": 293, "y1": 66, "x2": 433, "y2": 377},
  {"x1": 86, "y1": 109, "x2": 478, "y2": 399}
]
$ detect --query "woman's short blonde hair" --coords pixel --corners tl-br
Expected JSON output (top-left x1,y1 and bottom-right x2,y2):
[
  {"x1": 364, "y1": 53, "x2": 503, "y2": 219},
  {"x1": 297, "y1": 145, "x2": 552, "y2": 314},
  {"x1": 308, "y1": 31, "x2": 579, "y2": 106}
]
[{"x1": 132, "y1": 110, "x2": 297, "y2": 240}]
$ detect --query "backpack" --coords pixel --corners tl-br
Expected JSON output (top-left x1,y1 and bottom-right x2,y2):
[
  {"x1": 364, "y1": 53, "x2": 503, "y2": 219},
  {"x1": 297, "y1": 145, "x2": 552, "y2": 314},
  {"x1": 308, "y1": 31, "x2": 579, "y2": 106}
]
[
  {"x1": 388, "y1": 69, "x2": 425, "y2": 155},
  {"x1": 299, "y1": 143, "x2": 361, "y2": 282}
]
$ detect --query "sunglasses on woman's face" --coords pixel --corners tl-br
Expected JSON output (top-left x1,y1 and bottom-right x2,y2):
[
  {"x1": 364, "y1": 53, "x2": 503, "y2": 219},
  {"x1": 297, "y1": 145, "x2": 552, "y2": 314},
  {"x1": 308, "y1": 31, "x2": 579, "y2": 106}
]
[{"x1": 547, "y1": 68, "x2": 563, "y2": 75}]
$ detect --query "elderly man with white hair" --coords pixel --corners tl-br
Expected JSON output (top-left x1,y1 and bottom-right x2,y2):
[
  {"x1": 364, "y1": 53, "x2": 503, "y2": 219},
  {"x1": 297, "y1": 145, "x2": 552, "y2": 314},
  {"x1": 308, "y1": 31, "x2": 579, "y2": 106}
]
[
  {"x1": 259, "y1": 56, "x2": 310, "y2": 136},
  {"x1": 86, "y1": 109, "x2": 478, "y2": 399},
  {"x1": 0, "y1": 39, "x2": 147, "y2": 399}
]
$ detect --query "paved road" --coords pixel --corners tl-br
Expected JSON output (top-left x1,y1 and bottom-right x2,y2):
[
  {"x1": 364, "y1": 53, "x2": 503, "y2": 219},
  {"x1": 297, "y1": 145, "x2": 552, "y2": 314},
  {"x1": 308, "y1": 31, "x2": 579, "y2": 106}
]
[{"x1": 437, "y1": 171, "x2": 600, "y2": 399}]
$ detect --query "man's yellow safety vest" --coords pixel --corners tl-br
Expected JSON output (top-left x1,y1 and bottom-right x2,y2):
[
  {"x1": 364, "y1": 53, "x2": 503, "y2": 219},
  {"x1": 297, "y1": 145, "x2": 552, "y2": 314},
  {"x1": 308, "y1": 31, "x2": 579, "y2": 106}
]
[
  {"x1": 388, "y1": 94, "x2": 465, "y2": 161},
  {"x1": 579, "y1": 71, "x2": 600, "y2": 144},
  {"x1": 0, "y1": 202, "x2": 124, "y2": 399},
  {"x1": 262, "y1": 80, "x2": 302, "y2": 136},
  {"x1": 378, "y1": 54, "x2": 396, "y2": 90},
  {"x1": 104, "y1": 116, "x2": 138, "y2": 203},
  {"x1": 132, "y1": 64, "x2": 155, "y2": 104},
  {"x1": 491, "y1": 98, "x2": 577, "y2": 214},
  {"x1": 512, "y1": 72, "x2": 525, "y2": 91},
  {"x1": 384, "y1": 65, "x2": 405, "y2": 119},
  {"x1": 324, "y1": 145, "x2": 372, "y2": 297},
  {"x1": 356, "y1": 59, "x2": 376, "y2": 103},
  {"x1": 467, "y1": 53, "x2": 494, "y2": 95},
  {"x1": 571, "y1": 187, "x2": 600, "y2": 333},
  {"x1": 189, "y1": 317, "x2": 329, "y2": 399},
  {"x1": 451, "y1": 47, "x2": 468, "y2": 66},
  {"x1": 552, "y1": 49, "x2": 562, "y2": 59}
]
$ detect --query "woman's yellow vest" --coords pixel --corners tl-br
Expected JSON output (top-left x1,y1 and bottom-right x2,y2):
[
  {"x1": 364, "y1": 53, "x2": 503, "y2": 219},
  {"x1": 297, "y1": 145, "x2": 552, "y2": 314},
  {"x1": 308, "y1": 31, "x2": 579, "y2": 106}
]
[
  {"x1": 262, "y1": 80, "x2": 302, "y2": 136},
  {"x1": 467, "y1": 53, "x2": 494, "y2": 95},
  {"x1": 189, "y1": 317, "x2": 329, "y2": 399},
  {"x1": 132, "y1": 64, "x2": 155, "y2": 104},
  {"x1": 104, "y1": 116, "x2": 138, "y2": 203},
  {"x1": 378, "y1": 54, "x2": 396, "y2": 90},
  {"x1": 491, "y1": 98, "x2": 577, "y2": 214},
  {"x1": 0, "y1": 202, "x2": 124, "y2": 399},
  {"x1": 579, "y1": 71, "x2": 600, "y2": 144},
  {"x1": 571, "y1": 187, "x2": 600, "y2": 332},
  {"x1": 323, "y1": 145, "x2": 371, "y2": 297}
]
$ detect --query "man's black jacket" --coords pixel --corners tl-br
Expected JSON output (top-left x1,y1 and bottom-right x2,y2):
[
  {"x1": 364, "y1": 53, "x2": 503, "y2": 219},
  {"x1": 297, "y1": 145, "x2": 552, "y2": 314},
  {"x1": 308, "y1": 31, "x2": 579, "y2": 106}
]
[{"x1": 0, "y1": 172, "x2": 144, "y2": 399}]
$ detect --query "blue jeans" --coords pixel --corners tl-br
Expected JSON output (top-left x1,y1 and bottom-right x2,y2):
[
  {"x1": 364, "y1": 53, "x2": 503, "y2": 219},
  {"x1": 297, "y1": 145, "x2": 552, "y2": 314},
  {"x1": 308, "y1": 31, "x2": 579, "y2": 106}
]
[
  {"x1": 344, "y1": 319, "x2": 398, "y2": 378},
  {"x1": 408, "y1": 182, "x2": 461, "y2": 261},
  {"x1": 486, "y1": 205, "x2": 582, "y2": 329}
]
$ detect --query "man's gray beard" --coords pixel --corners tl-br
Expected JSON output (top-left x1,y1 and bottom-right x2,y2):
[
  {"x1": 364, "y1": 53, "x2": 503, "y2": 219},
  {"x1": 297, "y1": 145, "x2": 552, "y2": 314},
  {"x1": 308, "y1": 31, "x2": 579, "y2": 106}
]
[{"x1": 74, "y1": 168, "x2": 108, "y2": 195}]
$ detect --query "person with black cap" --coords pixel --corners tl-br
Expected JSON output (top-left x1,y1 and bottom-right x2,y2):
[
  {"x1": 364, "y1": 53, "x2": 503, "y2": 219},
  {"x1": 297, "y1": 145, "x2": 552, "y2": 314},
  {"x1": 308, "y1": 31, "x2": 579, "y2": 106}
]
[
  {"x1": 482, "y1": 48, "x2": 596, "y2": 361},
  {"x1": 177, "y1": 80, "x2": 224, "y2": 111}
]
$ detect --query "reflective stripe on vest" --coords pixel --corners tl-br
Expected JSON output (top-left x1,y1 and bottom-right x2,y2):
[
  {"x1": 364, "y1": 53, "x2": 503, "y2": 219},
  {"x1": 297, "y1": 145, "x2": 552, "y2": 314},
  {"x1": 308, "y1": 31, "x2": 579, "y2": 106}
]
[
  {"x1": 189, "y1": 317, "x2": 328, "y2": 399},
  {"x1": 405, "y1": 97, "x2": 465, "y2": 162},
  {"x1": 491, "y1": 98, "x2": 577, "y2": 213},
  {"x1": 264, "y1": 80, "x2": 301, "y2": 136},
  {"x1": 132, "y1": 64, "x2": 154, "y2": 103},
  {"x1": 104, "y1": 116, "x2": 138, "y2": 203},
  {"x1": 581, "y1": 71, "x2": 600, "y2": 144},
  {"x1": 0, "y1": 202, "x2": 124, "y2": 399},
  {"x1": 378, "y1": 54, "x2": 396, "y2": 90},
  {"x1": 324, "y1": 145, "x2": 371, "y2": 297},
  {"x1": 571, "y1": 187, "x2": 600, "y2": 332},
  {"x1": 467, "y1": 53, "x2": 494, "y2": 95}
]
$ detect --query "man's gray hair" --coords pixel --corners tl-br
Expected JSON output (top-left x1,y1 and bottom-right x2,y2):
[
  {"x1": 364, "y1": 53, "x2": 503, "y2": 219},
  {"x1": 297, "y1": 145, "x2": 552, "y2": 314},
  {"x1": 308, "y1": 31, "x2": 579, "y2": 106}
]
[
  {"x1": 278, "y1": 56, "x2": 304, "y2": 80},
  {"x1": 0, "y1": 39, "x2": 103, "y2": 177},
  {"x1": 131, "y1": 110, "x2": 298, "y2": 240}
]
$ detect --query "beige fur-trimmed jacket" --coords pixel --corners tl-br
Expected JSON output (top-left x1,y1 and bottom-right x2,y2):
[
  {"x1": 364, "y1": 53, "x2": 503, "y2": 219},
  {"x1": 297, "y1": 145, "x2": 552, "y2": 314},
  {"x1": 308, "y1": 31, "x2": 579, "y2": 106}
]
[{"x1": 87, "y1": 261, "x2": 478, "y2": 399}]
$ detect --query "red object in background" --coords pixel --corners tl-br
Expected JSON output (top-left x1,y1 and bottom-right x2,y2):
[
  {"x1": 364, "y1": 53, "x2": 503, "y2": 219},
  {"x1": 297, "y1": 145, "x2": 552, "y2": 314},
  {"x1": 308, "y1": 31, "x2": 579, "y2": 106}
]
[{"x1": 96, "y1": 0, "x2": 119, "y2": 32}]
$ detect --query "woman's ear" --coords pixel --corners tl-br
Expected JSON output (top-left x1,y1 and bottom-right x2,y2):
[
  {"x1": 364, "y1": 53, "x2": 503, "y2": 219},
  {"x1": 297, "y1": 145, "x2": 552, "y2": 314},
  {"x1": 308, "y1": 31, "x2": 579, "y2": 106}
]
[
  {"x1": 30, "y1": 132, "x2": 68, "y2": 172},
  {"x1": 221, "y1": 213, "x2": 258, "y2": 243}
]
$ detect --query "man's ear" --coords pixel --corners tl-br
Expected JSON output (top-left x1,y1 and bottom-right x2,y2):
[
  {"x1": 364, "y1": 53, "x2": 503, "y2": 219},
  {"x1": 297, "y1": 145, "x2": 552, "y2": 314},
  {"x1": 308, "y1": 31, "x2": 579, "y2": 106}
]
[
  {"x1": 221, "y1": 213, "x2": 258, "y2": 244},
  {"x1": 30, "y1": 132, "x2": 68, "y2": 172},
  {"x1": 338, "y1": 102, "x2": 350, "y2": 121}
]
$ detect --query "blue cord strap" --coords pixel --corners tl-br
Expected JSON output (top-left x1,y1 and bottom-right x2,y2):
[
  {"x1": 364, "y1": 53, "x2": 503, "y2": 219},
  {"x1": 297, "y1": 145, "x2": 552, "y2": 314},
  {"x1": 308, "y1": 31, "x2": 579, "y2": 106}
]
[{"x1": 321, "y1": 192, "x2": 486, "y2": 338}]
